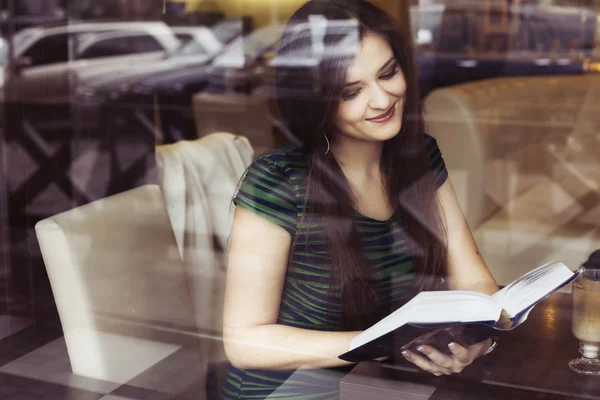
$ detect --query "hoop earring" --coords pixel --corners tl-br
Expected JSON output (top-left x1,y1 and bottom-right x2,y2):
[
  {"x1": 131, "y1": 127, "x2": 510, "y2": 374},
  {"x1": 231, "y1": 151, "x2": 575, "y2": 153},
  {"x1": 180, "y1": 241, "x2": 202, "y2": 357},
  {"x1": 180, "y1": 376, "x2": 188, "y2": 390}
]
[{"x1": 324, "y1": 133, "x2": 330, "y2": 155}]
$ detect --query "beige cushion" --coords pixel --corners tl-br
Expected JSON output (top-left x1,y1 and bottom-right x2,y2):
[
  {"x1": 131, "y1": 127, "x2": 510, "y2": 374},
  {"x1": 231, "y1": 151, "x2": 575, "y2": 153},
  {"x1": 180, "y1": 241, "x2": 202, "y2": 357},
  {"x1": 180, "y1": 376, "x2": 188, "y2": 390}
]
[
  {"x1": 35, "y1": 185, "x2": 204, "y2": 387},
  {"x1": 474, "y1": 176, "x2": 600, "y2": 286},
  {"x1": 425, "y1": 75, "x2": 600, "y2": 285}
]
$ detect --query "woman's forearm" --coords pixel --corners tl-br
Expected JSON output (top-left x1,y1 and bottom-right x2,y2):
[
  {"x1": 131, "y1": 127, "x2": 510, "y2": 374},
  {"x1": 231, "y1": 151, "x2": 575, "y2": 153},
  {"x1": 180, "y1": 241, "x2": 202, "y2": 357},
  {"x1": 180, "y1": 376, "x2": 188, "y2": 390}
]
[{"x1": 223, "y1": 324, "x2": 361, "y2": 370}]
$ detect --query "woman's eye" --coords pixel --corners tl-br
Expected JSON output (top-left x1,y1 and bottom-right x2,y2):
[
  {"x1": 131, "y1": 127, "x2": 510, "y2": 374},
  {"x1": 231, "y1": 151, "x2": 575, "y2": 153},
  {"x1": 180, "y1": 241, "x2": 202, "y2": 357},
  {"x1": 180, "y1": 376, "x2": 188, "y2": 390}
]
[
  {"x1": 380, "y1": 67, "x2": 399, "y2": 80},
  {"x1": 342, "y1": 89, "x2": 360, "y2": 101}
]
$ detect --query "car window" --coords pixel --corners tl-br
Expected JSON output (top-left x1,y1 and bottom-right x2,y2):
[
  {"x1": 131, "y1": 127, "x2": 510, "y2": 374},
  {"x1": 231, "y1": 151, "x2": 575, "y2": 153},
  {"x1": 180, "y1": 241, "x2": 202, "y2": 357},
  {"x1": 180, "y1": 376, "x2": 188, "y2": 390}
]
[
  {"x1": 436, "y1": 9, "x2": 474, "y2": 54},
  {"x1": 173, "y1": 40, "x2": 208, "y2": 57},
  {"x1": 479, "y1": 8, "x2": 512, "y2": 54},
  {"x1": 21, "y1": 33, "x2": 70, "y2": 66},
  {"x1": 527, "y1": 12, "x2": 557, "y2": 54},
  {"x1": 13, "y1": 28, "x2": 41, "y2": 53},
  {"x1": 0, "y1": 39, "x2": 7, "y2": 65},
  {"x1": 175, "y1": 33, "x2": 194, "y2": 43},
  {"x1": 271, "y1": 26, "x2": 359, "y2": 67},
  {"x1": 540, "y1": 8, "x2": 595, "y2": 57},
  {"x1": 213, "y1": 26, "x2": 283, "y2": 67},
  {"x1": 507, "y1": 10, "x2": 533, "y2": 53},
  {"x1": 79, "y1": 34, "x2": 163, "y2": 59},
  {"x1": 211, "y1": 20, "x2": 243, "y2": 44},
  {"x1": 133, "y1": 35, "x2": 164, "y2": 52},
  {"x1": 76, "y1": 31, "x2": 118, "y2": 52}
]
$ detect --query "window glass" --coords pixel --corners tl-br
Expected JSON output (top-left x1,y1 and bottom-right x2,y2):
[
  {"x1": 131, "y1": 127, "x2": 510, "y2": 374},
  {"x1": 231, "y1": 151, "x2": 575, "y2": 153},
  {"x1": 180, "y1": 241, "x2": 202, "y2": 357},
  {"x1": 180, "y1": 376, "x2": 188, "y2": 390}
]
[
  {"x1": 173, "y1": 40, "x2": 208, "y2": 57},
  {"x1": 6, "y1": 3, "x2": 600, "y2": 399},
  {"x1": 131, "y1": 35, "x2": 163, "y2": 53},
  {"x1": 175, "y1": 33, "x2": 194, "y2": 43},
  {"x1": 436, "y1": 9, "x2": 473, "y2": 54},
  {"x1": 79, "y1": 34, "x2": 162, "y2": 59},
  {"x1": 21, "y1": 33, "x2": 70, "y2": 66}
]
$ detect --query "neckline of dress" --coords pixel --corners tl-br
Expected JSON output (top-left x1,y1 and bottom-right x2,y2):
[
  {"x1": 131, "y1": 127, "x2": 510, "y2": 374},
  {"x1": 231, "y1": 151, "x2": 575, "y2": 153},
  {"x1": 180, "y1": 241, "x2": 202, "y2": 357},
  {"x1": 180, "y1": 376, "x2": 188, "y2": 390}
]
[{"x1": 352, "y1": 209, "x2": 395, "y2": 223}]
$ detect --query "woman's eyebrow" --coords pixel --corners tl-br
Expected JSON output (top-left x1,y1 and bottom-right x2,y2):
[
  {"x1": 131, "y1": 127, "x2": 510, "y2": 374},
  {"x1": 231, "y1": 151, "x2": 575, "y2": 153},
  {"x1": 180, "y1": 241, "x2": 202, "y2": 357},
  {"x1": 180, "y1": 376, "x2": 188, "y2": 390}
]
[
  {"x1": 343, "y1": 56, "x2": 396, "y2": 87},
  {"x1": 378, "y1": 56, "x2": 396, "y2": 72}
]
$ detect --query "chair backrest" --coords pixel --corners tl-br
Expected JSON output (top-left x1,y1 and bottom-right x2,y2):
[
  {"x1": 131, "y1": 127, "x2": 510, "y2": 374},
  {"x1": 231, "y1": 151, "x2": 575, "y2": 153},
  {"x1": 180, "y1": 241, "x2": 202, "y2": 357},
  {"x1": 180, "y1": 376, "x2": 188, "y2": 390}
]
[
  {"x1": 424, "y1": 74, "x2": 600, "y2": 229},
  {"x1": 155, "y1": 133, "x2": 254, "y2": 364},
  {"x1": 35, "y1": 185, "x2": 199, "y2": 341},
  {"x1": 424, "y1": 85, "x2": 491, "y2": 228},
  {"x1": 156, "y1": 133, "x2": 254, "y2": 262}
]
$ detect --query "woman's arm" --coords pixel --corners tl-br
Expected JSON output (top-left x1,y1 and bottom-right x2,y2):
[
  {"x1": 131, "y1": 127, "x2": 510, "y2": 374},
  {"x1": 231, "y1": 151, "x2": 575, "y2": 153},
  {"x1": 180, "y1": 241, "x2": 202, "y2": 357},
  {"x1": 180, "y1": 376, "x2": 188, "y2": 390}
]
[
  {"x1": 401, "y1": 178, "x2": 498, "y2": 375},
  {"x1": 437, "y1": 179, "x2": 499, "y2": 295},
  {"x1": 223, "y1": 207, "x2": 360, "y2": 371}
]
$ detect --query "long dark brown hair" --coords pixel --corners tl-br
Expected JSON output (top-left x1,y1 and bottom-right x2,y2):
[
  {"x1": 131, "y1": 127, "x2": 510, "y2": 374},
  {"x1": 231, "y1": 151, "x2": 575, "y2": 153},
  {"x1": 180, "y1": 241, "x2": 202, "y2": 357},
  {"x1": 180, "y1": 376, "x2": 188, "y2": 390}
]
[{"x1": 275, "y1": 0, "x2": 448, "y2": 330}]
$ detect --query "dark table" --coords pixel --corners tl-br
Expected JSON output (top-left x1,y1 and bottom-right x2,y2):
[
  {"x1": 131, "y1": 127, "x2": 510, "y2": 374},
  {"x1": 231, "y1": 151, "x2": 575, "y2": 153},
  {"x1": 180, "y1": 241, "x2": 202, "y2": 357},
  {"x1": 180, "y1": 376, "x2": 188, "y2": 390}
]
[{"x1": 341, "y1": 292, "x2": 600, "y2": 400}]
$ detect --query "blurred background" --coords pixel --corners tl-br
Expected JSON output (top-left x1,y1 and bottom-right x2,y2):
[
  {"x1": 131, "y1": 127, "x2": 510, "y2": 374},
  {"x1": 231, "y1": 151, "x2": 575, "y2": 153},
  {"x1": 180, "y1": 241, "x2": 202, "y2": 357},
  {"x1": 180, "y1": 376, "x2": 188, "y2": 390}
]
[{"x1": 1, "y1": 0, "x2": 600, "y2": 399}]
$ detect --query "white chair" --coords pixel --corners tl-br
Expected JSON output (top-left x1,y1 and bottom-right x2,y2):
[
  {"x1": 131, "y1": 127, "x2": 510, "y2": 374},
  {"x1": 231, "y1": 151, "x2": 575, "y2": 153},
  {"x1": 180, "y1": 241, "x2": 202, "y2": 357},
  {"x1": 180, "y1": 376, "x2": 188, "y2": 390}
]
[
  {"x1": 425, "y1": 75, "x2": 600, "y2": 286},
  {"x1": 35, "y1": 185, "x2": 206, "y2": 395},
  {"x1": 155, "y1": 132, "x2": 254, "y2": 393}
]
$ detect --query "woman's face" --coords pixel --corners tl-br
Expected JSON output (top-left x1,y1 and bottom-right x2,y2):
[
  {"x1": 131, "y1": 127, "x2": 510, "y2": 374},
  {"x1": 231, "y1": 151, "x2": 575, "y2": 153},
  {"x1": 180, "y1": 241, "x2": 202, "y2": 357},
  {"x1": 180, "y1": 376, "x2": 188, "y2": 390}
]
[{"x1": 334, "y1": 33, "x2": 406, "y2": 143}]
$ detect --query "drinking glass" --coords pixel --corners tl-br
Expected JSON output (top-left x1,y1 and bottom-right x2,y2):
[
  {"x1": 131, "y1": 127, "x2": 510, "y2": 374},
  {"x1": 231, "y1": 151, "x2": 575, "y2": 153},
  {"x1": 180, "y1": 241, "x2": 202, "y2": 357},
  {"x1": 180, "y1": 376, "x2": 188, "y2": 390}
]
[{"x1": 570, "y1": 268, "x2": 600, "y2": 375}]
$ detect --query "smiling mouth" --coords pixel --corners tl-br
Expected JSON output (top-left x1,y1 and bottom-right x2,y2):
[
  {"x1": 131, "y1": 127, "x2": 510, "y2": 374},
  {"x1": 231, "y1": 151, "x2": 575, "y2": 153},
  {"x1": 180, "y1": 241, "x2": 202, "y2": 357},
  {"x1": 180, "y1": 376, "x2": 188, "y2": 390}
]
[{"x1": 366, "y1": 102, "x2": 397, "y2": 123}]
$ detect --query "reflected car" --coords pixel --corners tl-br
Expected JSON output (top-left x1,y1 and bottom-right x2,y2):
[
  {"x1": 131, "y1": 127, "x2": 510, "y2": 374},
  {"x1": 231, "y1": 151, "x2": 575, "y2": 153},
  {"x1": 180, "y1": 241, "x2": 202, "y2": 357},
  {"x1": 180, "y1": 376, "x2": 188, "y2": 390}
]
[
  {"x1": 73, "y1": 21, "x2": 240, "y2": 89},
  {"x1": 2, "y1": 21, "x2": 181, "y2": 103},
  {"x1": 171, "y1": 20, "x2": 242, "y2": 51},
  {"x1": 411, "y1": 2, "x2": 597, "y2": 97},
  {"x1": 74, "y1": 19, "x2": 364, "y2": 143},
  {"x1": 74, "y1": 23, "x2": 282, "y2": 143},
  {"x1": 0, "y1": 37, "x2": 7, "y2": 86}
]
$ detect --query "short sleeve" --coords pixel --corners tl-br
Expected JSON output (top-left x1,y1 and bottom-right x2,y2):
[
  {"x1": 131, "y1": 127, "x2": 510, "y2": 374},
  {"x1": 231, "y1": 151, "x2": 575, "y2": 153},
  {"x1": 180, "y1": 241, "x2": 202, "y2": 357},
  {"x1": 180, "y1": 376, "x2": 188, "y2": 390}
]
[
  {"x1": 233, "y1": 157, "x2": 297, "y2": 236},
  {"x1": 425, "y1": 134, "x2": 448, "y2": 189}
]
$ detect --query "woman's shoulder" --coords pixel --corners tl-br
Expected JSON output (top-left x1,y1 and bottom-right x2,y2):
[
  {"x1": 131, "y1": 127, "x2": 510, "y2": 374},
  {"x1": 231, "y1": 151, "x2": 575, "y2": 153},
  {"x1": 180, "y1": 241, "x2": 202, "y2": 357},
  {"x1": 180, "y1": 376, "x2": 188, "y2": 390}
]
[
  {"x1": 423, "y1": 133, "x2": 443, "y2": 158},
  {"x1": 424, "y1": 133, "x2": 438, "y2": 147},
  {"x1": 423, "y1": 133, "x2": 448, "y2": 189},
  {"x1": 253, "y1": 144, "x2": 308, "y2": 176}
]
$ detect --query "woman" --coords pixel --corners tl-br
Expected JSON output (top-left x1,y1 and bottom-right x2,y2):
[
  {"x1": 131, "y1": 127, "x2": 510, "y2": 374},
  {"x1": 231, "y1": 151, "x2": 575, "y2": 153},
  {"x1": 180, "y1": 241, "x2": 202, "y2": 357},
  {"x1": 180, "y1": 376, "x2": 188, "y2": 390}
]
[{"x1": 222, "y1": 1, "x2": 499, "y2": 399}]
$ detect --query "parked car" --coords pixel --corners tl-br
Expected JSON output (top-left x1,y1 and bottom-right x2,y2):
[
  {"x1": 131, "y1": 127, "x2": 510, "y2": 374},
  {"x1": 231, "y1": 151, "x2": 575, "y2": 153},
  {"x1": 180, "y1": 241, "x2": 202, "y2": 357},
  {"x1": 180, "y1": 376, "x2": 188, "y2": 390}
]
[
  {"x1": 1, "y1": 21, "x2": 181, "y2": 103},
  {"x1": 74, "y1": 23, "x2": 281, "y2": 142},
  {"x1": 168, "y1": 20, "x2": 244, "y2": 55},
  {"x1": 74, "y1": 20, "x2": 244, "y2": 87},
  {"x1": 171, "y1": 26, "x2": 221, "y2": 50},
  {"x1": 73, "y1": 27, "x2": 227, "y2": 87},
  {"x1": 73, "y1": 19, "x2": 364, "y2": 142},
  {"x1": 411, "y1": 2, "x2": 597, "y2": 96}
]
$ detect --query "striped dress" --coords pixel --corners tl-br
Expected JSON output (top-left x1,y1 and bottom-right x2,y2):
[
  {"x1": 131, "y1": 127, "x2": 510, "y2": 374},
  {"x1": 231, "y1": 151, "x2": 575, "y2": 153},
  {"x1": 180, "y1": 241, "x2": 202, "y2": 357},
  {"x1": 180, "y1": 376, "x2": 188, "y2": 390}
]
[{"x1": 222, "y1": 135, "x2": 448, "y2": 400}]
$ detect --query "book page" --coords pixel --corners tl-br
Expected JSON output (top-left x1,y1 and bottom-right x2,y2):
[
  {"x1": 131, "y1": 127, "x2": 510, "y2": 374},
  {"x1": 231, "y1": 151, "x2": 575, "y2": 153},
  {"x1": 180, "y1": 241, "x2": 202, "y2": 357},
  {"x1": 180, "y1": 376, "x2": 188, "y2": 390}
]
[
  {"x1": 349, "y1": 291, "x2": 500, "y2": 351},
  {"x1": 408, "y1": 292, "x2": 502, "y2": 323},
  {"x1": 501, "y1": 261, "x2": 575, "y2": 317},
  {"x1": 349, "y1": 300, "x2": 417, "y2": 351}
]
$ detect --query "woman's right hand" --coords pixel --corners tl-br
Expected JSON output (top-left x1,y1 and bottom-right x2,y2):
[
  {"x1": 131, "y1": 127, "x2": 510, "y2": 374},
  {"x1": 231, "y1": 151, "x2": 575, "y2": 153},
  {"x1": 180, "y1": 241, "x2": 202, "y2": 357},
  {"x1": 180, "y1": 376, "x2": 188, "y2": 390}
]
[
  {"x1": 398, "y1": 325, "x2": 491, "y2": 376},
  {"x1": 401, "y1": 337, "x2": 491, "y2": 376}
]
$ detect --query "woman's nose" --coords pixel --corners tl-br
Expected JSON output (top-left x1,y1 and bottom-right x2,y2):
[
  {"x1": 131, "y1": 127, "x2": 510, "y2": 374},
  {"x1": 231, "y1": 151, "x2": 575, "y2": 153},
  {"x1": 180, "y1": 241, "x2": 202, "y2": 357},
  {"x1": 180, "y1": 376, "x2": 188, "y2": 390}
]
[{"x1": 368, "y1": 84, "x2": 392, "y2": 110}]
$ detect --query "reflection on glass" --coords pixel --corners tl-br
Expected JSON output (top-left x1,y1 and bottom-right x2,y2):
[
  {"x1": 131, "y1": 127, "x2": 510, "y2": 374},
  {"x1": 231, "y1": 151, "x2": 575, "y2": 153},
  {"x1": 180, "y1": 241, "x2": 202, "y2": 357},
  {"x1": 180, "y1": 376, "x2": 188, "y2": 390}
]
[
  {"x1": 570, "y1": 268, "x2": 600, "y2": 375},
  {"x1": 212, "y1": 25, "x2": 284, "y2": 68}
]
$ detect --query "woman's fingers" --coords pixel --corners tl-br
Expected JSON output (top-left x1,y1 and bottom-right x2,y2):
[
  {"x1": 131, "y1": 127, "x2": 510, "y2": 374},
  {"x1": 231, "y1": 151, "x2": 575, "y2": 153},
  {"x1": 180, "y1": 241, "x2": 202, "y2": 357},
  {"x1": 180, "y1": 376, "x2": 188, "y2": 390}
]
[
  {"x1": 447, "y1": 342, "x2": 471, "y2": 363},
  {"x1": 416, "y1": 345, "x2": 454, "y2": 369},
  {"x1": 402, "y1": 340, "x2": 485, "y2": 375},
  {"x1": 402, "y1": 350, "x2": 452, "y2": 376},
  {"x1": 402, "y1": 339, "x2": 489, "y2": 376}
]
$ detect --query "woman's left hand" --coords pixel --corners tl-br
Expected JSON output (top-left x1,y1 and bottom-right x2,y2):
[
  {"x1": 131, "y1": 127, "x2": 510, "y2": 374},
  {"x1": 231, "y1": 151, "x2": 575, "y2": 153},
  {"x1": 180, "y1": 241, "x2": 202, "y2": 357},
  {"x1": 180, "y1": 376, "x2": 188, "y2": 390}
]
[{"x1": 401, "y1": 338, "x2": 492, "y2": 376}]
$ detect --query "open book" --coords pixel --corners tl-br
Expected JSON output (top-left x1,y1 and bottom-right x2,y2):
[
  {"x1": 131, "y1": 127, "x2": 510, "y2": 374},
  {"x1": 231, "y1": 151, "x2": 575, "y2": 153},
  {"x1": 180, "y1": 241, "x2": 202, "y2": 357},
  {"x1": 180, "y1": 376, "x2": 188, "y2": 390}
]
[{"x1": 339, "y1": 261, "x2": 580, "y2": 362}]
